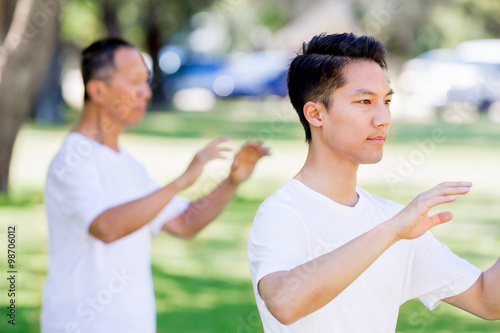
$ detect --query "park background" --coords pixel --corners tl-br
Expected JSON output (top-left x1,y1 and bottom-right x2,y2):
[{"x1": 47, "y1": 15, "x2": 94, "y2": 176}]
[{"x1": 1, "y1": 0, "x2": 500, "y2": 332}]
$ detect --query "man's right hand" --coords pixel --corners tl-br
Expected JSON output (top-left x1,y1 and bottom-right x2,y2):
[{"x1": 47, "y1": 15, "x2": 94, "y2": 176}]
[
  {"x1": 384, "y1": 181, "x2": 472, "y2": 241},
  {"x1": 175, "y1": 137, "x2": 232, "y2": 189}
]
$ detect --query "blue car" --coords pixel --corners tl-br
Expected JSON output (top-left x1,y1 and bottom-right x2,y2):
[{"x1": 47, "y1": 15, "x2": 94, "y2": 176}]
[{"x1": 159, "y1": 46, "x2": 293, "y2": 100}]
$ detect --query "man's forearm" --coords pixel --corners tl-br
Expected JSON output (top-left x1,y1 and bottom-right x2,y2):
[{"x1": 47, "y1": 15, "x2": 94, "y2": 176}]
[
  {"x1": 89, "y1": 181, "x2": 183, "y2": 243},
  {"x1": 482, "y1": 258, "x2": 500, "y2": 314},
  {"x1": 177, "y1": 177, "x2": 239, "y2": 237},
  {"x1": 260, "y1": 222, "x2": 399, "y2": 325}
]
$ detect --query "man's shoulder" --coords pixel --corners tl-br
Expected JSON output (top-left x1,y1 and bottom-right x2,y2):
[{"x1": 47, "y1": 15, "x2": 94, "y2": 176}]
[
  {"x1": 259, "y1": 179, "x2": 304, "y2": 209},
  {"x1": 51, "y1": 132, "x2": 99, "y2": 162},
  {"x1": 254, "y1": 180, "x2": 315, "y2": 228},
  {"x1": 47, "y1": 133, "x2": 103, "y2": 183},
  {"x1": 251, "y1": 181, "x2": 309, "y2": 237}
]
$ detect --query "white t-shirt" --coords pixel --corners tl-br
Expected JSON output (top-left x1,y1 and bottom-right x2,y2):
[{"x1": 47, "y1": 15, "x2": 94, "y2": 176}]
[
  {"x1": 248, "y1": 179, "x2": 482, "y2": 333},
  {"x1": 41, "y1": 133, "x2": 189, "y2": 333}
]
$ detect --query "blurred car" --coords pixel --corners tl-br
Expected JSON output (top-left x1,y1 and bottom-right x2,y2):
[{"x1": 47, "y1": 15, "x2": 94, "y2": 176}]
[
  {"x1": 159, "y1": 46, "x2": 293, "y2": 110},
  {"x1": 399, "y1": 39, "x2": 500, "y2": 120},
  {"x1": 220, "y1": 50, "x2": 292, "y2": 97}
]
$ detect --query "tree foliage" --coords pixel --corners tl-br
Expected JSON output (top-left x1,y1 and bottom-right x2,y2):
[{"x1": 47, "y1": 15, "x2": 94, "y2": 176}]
[{"x1": 352, "y1": 0, "x2": 500, "y2": 57}]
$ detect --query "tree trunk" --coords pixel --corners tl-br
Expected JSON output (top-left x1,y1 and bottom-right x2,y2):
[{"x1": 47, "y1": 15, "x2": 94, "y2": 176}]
[
  {"x1": 0, "y1": 0, "x2": 17, "y2": 43},
  {"x1": 0, "y1": 0, "x2": 60, "y2": 194},
  {"x1": 145, "y1": 0, "x2": 165, "y2": 107},
  {"x1": 102, "y1": 0, "x2": 122, "y2": 37}
]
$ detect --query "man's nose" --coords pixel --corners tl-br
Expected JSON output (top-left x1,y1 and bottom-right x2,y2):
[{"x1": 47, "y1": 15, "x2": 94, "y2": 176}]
[
  {"x1": 374, "y1": 102, "x2": 391, "y2": 127},
  {"x1": 136, "y1": 83, "x2": 152, "y2": 101}
]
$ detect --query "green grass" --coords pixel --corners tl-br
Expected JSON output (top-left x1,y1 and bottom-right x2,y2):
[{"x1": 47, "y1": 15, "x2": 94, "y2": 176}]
[
  {"x1": 3, "y1": 100, "x2": 500, "y2": 332},
  {"x1": 2, "y1": 185, "x2": 500, "y2": 332},
  {"x1": 0, "y1": 190, "x2": 43, "y2": 207}
]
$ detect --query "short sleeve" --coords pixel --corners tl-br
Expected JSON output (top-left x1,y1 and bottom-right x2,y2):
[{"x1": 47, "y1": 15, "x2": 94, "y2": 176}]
[
  {"x1": 139, "y1": 177, "x2": 191, "y2": 235},
  {"x1": 149, "y1": 196, "x2": 190, "y2": 235},
  {"x1": 408, "y1": 231, "x2": 482, "y2": 310},
  {"x1": 248, "y1": 203, "x2": 309, "y2": 292},
  {"x1": 45, "y1": 161, "x2": 111, "y2": 238}
]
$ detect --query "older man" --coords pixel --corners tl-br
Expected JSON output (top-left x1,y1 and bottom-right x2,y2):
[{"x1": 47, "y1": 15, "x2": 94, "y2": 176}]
[{"x1": 42, "y1": 37, "x2": 268, "y2": 333}]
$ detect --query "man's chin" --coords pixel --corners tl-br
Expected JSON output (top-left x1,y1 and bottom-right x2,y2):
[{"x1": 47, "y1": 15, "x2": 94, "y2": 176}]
[{"x1": 361, "y1": 153, "x2": 384, "y2": 165}]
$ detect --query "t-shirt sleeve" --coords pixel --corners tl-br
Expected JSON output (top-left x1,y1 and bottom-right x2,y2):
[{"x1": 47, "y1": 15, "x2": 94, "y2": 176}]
[
  {"x1": 45, "y1": 161, "x2": 111, "y2": 238},
  {"x1": 248, "y1": 203, "x2": 309, "y2": 293},
  {"x1": 149, "y1": 196, "x2": 191, "y2": 235},
  {"x1": 143, "y1": 177, "x2": 190, "y2": 236},
  {"x1": 408, "y1": 231, "x2": 482, "y2": 310}
]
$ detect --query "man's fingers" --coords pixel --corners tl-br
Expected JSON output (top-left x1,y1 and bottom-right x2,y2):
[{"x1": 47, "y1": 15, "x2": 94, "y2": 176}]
[
  {"x1": 409, "y1": 193, "x2": 457, "y2": 214},
  {"x1": 208, "y1": 148, "x2": 231, "y2": 160},
  {"x1": 258, "y1": 146, "x2": 271, "y2": 157},
  {"x1": 196, "y1": 147, "x2": 231, "y2": 164},
  {"x1": 238, "y1": 141, "x2": 271, "y2": 158},
  {"x1": 428, "y1": 211, "x2": 454, "y2": 226},
  {"x1": 434, "y1": 186, "x2": 470, "y2": 196},
  {"x1": 426, "y1": 195, "x2": 457, "y2": 208},
  {"x1": 420, "y1": 184, "x2": 471, "y2": 202},
  {"x1": 241, "y1": 140, "x2": 266, "y2": 149},
  {"x1": 207, "y1": 136, "x2": 231, "y2": 147},
  {"x1": 215, "y1": 147, "x2": 232, "y2": 153},
  {"x1": 434, "y1": 181, "x2": 472, "y2": 190},
  {"x1": 200, "y1": 148, "x2": 231, "y2": 155}
]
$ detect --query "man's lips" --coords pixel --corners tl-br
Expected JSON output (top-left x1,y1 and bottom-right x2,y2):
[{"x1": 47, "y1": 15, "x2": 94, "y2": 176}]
[{"x1": 367, "y1": 136, "x2": 386, "y2": 143}]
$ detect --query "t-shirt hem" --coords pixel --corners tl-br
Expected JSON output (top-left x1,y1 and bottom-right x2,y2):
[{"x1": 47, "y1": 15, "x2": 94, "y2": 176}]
[
  {"x1": 150, "y1": 196, "x2": 191, "y2": 235},
  {"x1": 424, "y1": 267, "x2": 482, "y2": 310},
  {"x1": 253, "y1": 265, "x2": 295, "y2": 296},
  {"x1": 82, "y1": 205, "x2": 112, "y2": 233}
]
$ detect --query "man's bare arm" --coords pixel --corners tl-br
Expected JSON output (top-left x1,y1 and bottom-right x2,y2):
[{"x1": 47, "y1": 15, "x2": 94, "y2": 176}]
[
  {"x1": 258, "y1": 182, "x2": 472, "y2": 325},
  {"x1": 444, "y1": 258, "x2": 500, "y2": 320},
  {"x1": 89, "y1": 138, "x2": 231, "y2": 243},
  {"x1": 163, "y1": 141, "x2": 269, "y2": 238}
]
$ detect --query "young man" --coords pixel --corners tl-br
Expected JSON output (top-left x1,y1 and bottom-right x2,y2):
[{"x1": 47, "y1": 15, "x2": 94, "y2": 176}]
[
  {"x1": 248, "y1": 33, "x2": 500, "y2": 332},
  {"x1": 41, "y1": 38, "x2": 269, "y2": 333}
]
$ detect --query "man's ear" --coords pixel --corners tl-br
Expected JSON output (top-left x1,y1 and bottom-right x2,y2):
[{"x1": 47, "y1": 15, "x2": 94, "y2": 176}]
[
  {"x1": 303, "y1": 101, "x2": 324, "y2": 128},
  {"x1": 86, "y1": 79, "x2": 107, "y2": 105}
]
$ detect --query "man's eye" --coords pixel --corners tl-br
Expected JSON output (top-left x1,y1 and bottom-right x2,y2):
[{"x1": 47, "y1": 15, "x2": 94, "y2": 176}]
[
  {"x1": 385, "y1": 100, "x2": 392, "y2": 105},
  {"x1": 360, "y1": 100, "x2": 371, "y2": 104}
]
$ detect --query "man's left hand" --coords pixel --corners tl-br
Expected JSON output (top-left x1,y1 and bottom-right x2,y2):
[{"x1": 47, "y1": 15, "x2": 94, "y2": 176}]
[{"x1": 229, "y1": 140, "x2": 270, "y2": 185}]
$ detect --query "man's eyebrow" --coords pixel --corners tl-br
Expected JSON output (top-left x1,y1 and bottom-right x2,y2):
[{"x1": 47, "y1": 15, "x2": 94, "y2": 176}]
[{"x1": 351, "y1": 88, "x2": 394, "y2": 96}]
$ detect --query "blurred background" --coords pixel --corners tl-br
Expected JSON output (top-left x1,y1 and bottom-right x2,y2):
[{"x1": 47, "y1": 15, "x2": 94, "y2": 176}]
[{"x1": 2, "y1": 0, "x2": 500, "y2": 332}]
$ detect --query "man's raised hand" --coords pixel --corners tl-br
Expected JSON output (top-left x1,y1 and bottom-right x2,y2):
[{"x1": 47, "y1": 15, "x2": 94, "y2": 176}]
[
  {"x1": 385, "y1": 182, "x2": 472, "y2": 241},
  {"x1": 176, "y1": 137, "x2": 232, "y2": 189},
  {"x1": 229, "y1": 140, "x2": 270, "y2": 185}
]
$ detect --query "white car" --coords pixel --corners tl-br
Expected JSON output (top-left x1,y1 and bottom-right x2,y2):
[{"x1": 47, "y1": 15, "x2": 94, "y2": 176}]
[{"x1": 399, "y1": 39, "x2": 500, "y2": 121}]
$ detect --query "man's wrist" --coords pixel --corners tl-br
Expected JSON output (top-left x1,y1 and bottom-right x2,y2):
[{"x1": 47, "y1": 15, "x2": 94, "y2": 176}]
[
  {"x1": 225, "y1": 175, "x2": 241, "y2": 188},
  {"x1": 375, "y1": 220, "x2": 401, "y2": 246},
  {"x1": 171, "y1": 176, "x2": 188, "y2": 192}
]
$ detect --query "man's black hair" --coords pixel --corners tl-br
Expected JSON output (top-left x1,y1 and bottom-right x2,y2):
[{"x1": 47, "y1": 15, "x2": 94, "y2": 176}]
[
  {"x1": 81, "y1": 37, "x2": 134, "y2": 101},
  {"x1": 287, "y1": 32, "x2": 388, "y2": 143}
]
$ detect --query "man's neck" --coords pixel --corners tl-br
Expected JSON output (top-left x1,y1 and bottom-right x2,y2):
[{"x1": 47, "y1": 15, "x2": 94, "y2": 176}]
[
  {"x1": 72, "y1": 104, "x2": 124, "y2": 152},
  {"x1": 294, "y1": 142, "x2": 359, "y2": 207}
]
